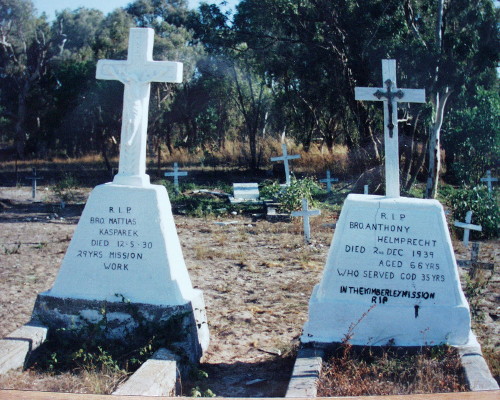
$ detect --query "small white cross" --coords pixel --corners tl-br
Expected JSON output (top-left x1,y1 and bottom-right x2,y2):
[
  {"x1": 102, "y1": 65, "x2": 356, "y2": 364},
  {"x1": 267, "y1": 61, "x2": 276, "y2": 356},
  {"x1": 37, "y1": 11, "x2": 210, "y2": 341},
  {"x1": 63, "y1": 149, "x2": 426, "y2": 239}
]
[
  {"x1": 270, "y1": 143, "x2": 300, "y2": 186},
  {"x1": 355, "y1": 60, "x2": 426, "y2": 198},
  {"x1": 25, "y1": 167, "x2": 44, "y2": 199},
  {"x1": 454, "y1": 211, "x2": 482, "y2": 247},
  {"x1": 164, "y1": 162, "x2": 188, "y2": 190},
  {"x1": 480, "y1": 170, "x2": 497, "y2": 193},
  {"x1": 96, "y1": 28, "x2": 183, "y2": 187},
  {"x1": 291, "y1": 198, "x2": 321, "y2": 242},
  {"x1": 320, "y1": 170, "x2": 338, "y2": 193}
]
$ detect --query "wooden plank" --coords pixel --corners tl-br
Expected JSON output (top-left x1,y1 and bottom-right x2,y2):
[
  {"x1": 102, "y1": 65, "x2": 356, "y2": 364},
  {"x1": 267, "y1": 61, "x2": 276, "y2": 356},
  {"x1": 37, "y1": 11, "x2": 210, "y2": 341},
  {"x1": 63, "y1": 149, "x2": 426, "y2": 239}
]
[
  {"x1": 112, "y1": 348, "x2": 177, "y2": 396},
  {"x1": 1, "y1": 389, "x2": 499, "y2": 400}
]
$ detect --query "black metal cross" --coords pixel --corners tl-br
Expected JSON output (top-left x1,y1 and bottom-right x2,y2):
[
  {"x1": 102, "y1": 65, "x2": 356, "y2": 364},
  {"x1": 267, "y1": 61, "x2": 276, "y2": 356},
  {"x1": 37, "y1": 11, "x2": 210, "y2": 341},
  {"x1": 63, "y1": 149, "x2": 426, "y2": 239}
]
[{"x1": 373, "y1": 79, "x2": 405, "y2": 138}]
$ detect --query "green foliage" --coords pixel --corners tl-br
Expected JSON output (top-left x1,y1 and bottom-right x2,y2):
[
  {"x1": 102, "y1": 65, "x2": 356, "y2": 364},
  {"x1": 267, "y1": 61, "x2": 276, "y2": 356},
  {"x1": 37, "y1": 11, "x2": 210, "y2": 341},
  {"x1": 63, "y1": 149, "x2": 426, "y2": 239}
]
[
  {"x1": 189, "y1": 368, "x2": 216, "y2": 397},
  {"x1": 445, "y1": 186, "x2": 499, "y2": 239},
  {"x1": 261, "y1": 176, "x2": 322, "y2": 213},
  {"x1": 52, "y1": 174, "x2": 79, "y2": 203},
  {"x1": 443, "y1": 87, "x2": 500, "y2": 185},
  {"x1": 162, "y1": 180, "x2": 232, "y2": 217}
]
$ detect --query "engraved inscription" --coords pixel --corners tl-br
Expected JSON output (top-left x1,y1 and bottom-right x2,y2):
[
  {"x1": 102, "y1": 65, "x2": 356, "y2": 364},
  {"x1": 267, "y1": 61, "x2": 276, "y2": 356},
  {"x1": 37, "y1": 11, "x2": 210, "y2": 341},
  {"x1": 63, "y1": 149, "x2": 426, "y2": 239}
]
[
  {"x1": 74, "y1": 205, "x2": 154, "y2": 272},
  {"x1": 334, "y1": 208, "x2": 450, "y2": 305}
]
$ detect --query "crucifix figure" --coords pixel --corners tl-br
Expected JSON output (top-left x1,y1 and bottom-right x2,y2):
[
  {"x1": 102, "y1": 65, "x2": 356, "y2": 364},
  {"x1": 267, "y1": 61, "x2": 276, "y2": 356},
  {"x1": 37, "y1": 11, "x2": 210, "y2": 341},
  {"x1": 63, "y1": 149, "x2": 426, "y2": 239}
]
[
  {"x1": 164, "y1": 162, "x2": 188, "y2": 191},
  {"x1": 355, "y1": 60, "x2": 426, "y2": 198},
  {"x1": 454, "y1": 210, "x2": 482, "y2": 247},
  {"x1": 96, "y1": 28, "x2": 183, "y2": 187},
  {"x1": 291, "y1": 198, "x2": 321, "y2": 243},
  {"x1": 270, "y1": 143, "x2": 301, "y2": 186}
]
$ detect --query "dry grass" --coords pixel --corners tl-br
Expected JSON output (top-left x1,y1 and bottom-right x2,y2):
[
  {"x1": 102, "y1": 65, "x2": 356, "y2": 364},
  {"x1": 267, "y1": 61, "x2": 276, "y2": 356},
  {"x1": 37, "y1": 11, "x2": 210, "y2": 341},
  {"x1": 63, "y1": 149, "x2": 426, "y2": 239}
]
[
  {"x1": 0, "y1": 367, "x2": 128, "y2": 394},
  {"x1": 318, "y1": 344, "x2": 468, "y2": 397}
]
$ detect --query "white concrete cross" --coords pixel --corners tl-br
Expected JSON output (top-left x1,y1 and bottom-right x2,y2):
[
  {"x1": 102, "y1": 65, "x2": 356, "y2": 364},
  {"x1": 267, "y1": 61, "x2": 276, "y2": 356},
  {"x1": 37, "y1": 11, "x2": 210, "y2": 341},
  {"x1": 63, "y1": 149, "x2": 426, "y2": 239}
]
[
  {"x1": 481, "y1": 170, "x2": 497, "y2": 193},
  {"x1": 164, "y1": 162, "x2": 188, "y2": 190},
  {"x1": 355, "y1": 60, "x2": 426, "y2": 198},
  {"x1": 96, "y1": 28, "x2": 183, "y2": 187},
  {"x1": 454, "y1": 210, "x2": 482, "y2": 247},
  {"x1": 25, "y1": 167, "x2": 43, "y2": 199},
  {"x1": 270, "y1": 143, "x2": 300, "y2": 186},
  {"x1": 291, "y1": 198, "x2": 321, "y2": 243},
  {"x1": 320, "y1": 170, "x2": 338, "y2": 193}
]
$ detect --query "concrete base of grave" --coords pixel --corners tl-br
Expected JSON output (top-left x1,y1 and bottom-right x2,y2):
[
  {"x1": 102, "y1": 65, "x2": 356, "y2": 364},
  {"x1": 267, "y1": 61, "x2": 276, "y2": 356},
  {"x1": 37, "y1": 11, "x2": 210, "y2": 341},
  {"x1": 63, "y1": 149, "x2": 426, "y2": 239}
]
[
  {"x1": 457, "y1": 333, "x2": 500, "y2": 391},
  {"x1": 301, "y1": 285, "x2": 471, "y2": 346},
  {"x1": 31, "y1": 289, "x2": 209, "y2": 364}
]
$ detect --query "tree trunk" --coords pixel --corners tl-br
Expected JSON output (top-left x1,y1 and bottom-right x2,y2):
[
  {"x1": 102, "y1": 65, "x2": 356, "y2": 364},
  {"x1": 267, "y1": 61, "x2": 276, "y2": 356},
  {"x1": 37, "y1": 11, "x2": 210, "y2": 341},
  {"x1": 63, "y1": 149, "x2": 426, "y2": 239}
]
[
  {"x1": 405, "y1": 131, "x2": 430, "y2": 192},
  {"x1": 425, "y1": 88, "x2": 452, "y2": 198},
  {"x1": 15, "y1": 88, "x2": 29, "y2": 158}
]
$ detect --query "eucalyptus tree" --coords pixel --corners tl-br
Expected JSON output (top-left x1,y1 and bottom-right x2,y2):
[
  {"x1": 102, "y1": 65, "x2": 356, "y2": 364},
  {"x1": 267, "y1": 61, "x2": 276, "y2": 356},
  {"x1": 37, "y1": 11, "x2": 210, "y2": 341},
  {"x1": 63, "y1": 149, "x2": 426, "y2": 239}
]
[
  {"x1": 125, "y1": 0, "x2": 207, "y2": 169},
  {"x1": 191, "y1": 2, "x2": 273, "y2": 170},
  {"x1": 227, "y1": 0, "x2": 498, "y2": 190},
  {"x1": 0, "y1": 0, "x2": 54, "y2": 157}
]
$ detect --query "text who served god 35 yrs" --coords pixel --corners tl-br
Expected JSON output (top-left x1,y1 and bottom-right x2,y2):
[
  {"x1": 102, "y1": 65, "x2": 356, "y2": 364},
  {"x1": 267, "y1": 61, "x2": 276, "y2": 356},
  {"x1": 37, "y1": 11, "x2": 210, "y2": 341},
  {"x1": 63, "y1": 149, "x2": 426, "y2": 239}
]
[
  {"x1": 336, "y1": 211, "x2": 447, "y2": 305},
  {"x1": 76, "y1": 206, "x2": 153, "y2": 271}
]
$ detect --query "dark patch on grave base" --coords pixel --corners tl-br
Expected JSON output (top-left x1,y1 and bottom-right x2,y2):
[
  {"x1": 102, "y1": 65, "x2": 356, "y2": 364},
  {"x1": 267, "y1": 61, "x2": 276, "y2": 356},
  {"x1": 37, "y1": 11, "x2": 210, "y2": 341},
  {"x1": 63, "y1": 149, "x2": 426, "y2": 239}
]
[{"x1": 31, "y1": 292, "x2": 206, "y2": 363}]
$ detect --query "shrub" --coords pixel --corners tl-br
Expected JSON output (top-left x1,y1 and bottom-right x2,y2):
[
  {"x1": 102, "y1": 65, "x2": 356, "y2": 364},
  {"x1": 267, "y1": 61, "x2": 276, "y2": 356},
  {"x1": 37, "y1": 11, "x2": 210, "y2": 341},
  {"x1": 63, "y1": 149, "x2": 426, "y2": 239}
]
[
  {"x1": 52, "y1": 173, "x2": 80, "y2": 203},
  {"x1": 260, "y1": 176, "x2": 322, "y2": 213},
  {"x1": 445, "y1": 186, "x2": 499, "y2": 239}
]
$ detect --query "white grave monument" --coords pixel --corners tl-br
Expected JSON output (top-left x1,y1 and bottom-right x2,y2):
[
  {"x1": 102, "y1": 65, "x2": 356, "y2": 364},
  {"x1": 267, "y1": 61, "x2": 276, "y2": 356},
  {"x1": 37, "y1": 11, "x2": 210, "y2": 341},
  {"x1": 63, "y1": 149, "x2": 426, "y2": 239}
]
[
  {"x1": 26, "y1": 167, "x2": 43, "y2": 199},
  {"x1": 291, "y1": 198, "x2": 321, "y2": 242},
  {"x1": 31, "y1": 28, "x2": 208, "y2": 362},
  {"x1": 454, "y1": 211, "x2": 482, "y2": 247},
  {"x1": 320, "y1": 170, "x2": 338, "y2": 193},
  {"x1": 270, "y1": 143, "x2": 300, "y2": 186},
  {"x1": 480, "y1": 170, "x2": 497, "y2": 193},
  {"x1": 165, "y1": 162, "x2": 188, "y2": 190},
  {"x1": 302, "y1": 60, "x2": 471, "y2": 346}
]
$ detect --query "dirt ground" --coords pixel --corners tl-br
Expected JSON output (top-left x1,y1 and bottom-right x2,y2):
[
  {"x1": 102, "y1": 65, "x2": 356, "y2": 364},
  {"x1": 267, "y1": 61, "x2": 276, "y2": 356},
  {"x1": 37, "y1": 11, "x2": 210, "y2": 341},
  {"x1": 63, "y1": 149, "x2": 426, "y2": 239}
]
[{"x1": 0, "y1": 186, "x2": 498, "y2": 396}]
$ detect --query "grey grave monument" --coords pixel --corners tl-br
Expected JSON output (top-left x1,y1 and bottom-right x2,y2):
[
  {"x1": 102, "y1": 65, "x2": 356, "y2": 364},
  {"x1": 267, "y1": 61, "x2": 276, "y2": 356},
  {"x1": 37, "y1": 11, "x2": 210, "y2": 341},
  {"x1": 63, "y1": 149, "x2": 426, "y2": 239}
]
[
  {"x1": 457, "y1": 242, "x2": 494, "y2": 279},
  {"x1": 302, "y1": 59, "x2": 472, "y2": 346},
  {"x1": 30, "y1": 28, "x2": 209, "y2": 362},
  {"x1": 291, "y1": 198, "x2": 321, "y2": 243},
  {"x1": 270, "y1": 143, "x2": 300, "y2": 186}
]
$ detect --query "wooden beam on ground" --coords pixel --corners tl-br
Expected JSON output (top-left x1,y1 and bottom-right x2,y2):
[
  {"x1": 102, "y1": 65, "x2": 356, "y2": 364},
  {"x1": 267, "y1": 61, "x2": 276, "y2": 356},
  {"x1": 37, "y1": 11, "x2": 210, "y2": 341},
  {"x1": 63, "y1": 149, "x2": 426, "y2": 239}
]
[{"x1": 1, "y1": 389, "x2": 499, "y2": 400}]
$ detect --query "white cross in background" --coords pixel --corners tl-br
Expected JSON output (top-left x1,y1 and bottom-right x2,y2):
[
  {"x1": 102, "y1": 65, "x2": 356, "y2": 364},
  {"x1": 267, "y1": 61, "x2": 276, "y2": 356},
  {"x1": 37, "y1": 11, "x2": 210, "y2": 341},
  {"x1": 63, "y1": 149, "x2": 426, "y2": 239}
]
[
  {"x1": 454, "y1": 211, "x2": 482, "y2": 247},
  {"x1": 270, "y1": 143, "x2": 301, "y2": 186},
  {"x1": 164, "y1": 162, "x2": 188, "y2": 190},
  {"x1": 320, "y1": 170, "x2": 338, "y2": 193},
  {"x1": 291, "y1": 198, "x2": 321, "y2": 243},
  {"x1": 480, "y1": 170, "x2": 497, "y2": 193},
  {"x1": 25, "y1": 167, "x2": 44, "y2": 199},
  {"x1": 355, "y1": 60, "x2": 426, "y2": 198},
  {"x1": 96, "y1": 28, "x2": 183, "y2": 187}
]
